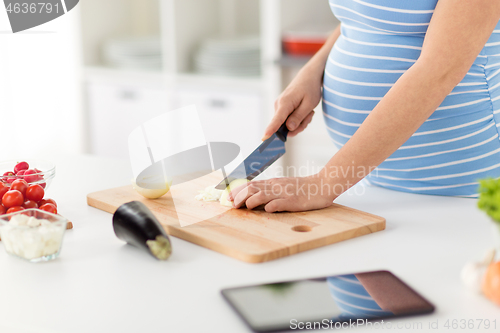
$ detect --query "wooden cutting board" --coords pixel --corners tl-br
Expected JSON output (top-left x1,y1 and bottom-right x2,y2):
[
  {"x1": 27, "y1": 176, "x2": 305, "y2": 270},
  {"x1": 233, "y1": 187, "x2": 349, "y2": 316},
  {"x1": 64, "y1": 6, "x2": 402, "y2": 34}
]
[{"x1": 87, "y1": 171, "x2": 385, "y2": 263}]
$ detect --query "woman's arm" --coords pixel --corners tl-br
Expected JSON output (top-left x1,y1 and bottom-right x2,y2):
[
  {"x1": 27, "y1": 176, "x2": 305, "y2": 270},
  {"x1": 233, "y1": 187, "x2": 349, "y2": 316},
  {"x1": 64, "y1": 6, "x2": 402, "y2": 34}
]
[
  {"x1": 262, "y1": 25, "x2": 341, "y2": 140},
  {"x1": 230, "y1": 0, "x2": 500, "y2": 212},
  {"x1": 318, "y1": 0, "x2": 500, "y2": 193}
]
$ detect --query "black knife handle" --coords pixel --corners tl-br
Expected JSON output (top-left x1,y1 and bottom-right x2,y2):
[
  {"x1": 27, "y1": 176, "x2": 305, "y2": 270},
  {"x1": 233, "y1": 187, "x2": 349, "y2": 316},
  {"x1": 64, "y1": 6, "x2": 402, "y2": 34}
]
[{"x1": 276, "y1": 123, "x2": 289, "y2": 142}]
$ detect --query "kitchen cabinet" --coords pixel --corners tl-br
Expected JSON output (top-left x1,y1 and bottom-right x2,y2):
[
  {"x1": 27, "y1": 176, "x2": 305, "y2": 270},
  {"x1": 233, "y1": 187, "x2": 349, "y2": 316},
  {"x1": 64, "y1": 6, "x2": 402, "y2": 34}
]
[
  {"x1": 87, "y1": 82, "x2": 172, "y2": 159},
  {"x1": 81, "y1": 0, "x2": 339, "y2": 173},
  {"x1": 177, "y1": 88, "x2": 262, "y2": 156},
  {"x1": 86, "y1": 79, "x2": 264, "y2": 160}
]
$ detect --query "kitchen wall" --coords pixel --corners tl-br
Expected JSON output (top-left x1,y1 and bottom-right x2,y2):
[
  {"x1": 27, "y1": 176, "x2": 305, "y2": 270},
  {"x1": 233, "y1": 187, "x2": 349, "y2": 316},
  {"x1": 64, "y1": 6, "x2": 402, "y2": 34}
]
[{"x1": 0, "y1": 5, "x2": 84, "y2": 160}]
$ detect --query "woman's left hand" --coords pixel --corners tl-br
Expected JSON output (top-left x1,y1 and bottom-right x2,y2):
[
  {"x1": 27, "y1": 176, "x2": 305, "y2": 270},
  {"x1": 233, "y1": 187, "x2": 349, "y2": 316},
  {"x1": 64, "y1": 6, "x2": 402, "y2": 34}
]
[{"x1": 228, "y1": 175, "x2": 340, "y2": 213}]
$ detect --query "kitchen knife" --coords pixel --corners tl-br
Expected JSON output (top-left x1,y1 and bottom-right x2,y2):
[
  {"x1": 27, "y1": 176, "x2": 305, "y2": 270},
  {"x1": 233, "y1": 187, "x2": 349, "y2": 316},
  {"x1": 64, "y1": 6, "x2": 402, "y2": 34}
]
[{"x1": 215, "y1": 123, "x2": 289, "y2": 190}]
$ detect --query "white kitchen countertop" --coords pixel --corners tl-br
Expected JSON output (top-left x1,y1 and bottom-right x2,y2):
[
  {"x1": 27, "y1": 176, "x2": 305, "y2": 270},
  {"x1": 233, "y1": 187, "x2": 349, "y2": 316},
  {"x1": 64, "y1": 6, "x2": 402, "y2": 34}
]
[{"x1": 0, "y1": 154, "x2": 498, "y2": 333}]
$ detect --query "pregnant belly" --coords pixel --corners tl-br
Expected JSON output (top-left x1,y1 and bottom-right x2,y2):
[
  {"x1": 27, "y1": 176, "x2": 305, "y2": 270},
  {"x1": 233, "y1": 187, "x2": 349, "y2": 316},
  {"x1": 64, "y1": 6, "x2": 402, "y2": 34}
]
[
  {"x1": 324, "y1": 35, "x2": 491, "y2": 122},
  {"x1": 323, "y1": 33, "x2": 497, "y2": 143},
  {"x1": 322, "y1": 33, "x2": 500, "y2": 197}
]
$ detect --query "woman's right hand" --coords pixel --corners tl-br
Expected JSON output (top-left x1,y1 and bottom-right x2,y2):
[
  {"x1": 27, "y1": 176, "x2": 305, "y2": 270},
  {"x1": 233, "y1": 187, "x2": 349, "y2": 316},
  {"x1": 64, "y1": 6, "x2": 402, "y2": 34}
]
[
  {"x1": 262, "y1": 26, "x2": 341, "y2": 141},
  {"x1": 262, "y1": 68, "x2": 323, "y2": 141}
]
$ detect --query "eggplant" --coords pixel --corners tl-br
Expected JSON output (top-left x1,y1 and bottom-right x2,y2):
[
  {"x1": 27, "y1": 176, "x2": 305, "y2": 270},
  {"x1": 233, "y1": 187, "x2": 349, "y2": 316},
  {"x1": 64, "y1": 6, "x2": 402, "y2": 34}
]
[{"x1": 112, "y1": 201, "x2": 172, "y2": 260}]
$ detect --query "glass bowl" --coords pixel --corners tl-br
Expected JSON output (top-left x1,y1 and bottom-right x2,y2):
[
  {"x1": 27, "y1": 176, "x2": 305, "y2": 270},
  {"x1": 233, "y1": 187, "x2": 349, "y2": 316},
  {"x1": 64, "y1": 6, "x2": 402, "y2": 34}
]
[
  {"x1": 0, "y1": 159, "x2": 55, "y2": 190},
  {"x1": 0, "y1": 209, "x2": 67, "y2": 262}
]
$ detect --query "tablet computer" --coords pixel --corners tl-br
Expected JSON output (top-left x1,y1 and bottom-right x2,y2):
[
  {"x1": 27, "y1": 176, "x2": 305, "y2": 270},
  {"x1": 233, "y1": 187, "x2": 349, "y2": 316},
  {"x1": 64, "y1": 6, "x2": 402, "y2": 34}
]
[{"x1": 221, "y1": 270, "x2": 435, "y2": 332}]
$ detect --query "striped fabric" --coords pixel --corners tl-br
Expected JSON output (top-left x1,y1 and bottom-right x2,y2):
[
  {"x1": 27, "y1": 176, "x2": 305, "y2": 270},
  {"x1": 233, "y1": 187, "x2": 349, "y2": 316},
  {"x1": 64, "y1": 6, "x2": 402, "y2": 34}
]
[
  {"x1": 323, "y1": 0, "x2": 500, "y2": 197},
  {"x1": 326, "y1": 274, "x2": 393, "y2": 318}
]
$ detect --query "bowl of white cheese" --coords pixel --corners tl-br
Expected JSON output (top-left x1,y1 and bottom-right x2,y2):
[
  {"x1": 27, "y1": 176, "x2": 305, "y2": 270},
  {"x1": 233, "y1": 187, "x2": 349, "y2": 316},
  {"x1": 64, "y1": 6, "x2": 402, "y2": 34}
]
[{"x1": 0, "y1": 209, "x2": 67, "y2": 262}]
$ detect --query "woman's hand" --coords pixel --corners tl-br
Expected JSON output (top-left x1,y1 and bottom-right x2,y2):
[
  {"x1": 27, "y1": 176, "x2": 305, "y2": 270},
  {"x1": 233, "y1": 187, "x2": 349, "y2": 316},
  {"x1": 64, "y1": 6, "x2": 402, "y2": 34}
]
[
  {"x1": 262, "y1": 69, "x2": 322, "y2": 141},
  {"x1": 262, "y1": 26, "x2": 341, "y2": 141},
  {"x1": 227, "y1": 174, "x2": 341, "y2": 213}
]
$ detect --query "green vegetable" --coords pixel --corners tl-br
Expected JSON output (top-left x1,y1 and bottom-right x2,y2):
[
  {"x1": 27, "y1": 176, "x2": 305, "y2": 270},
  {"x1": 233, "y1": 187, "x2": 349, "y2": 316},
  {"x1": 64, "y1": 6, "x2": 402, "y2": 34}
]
[
  {"x1": 262, "y1": 282, "x2": 295, "y2": 295},
  {"x1": 477, "y1": 178, "x2": 500, "y2": 223}
]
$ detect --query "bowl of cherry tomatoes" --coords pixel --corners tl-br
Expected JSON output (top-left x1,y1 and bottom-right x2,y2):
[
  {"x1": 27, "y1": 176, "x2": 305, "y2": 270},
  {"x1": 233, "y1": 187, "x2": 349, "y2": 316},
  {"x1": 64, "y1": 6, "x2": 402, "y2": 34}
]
[
  {"x1": 0, "y1": 160, "x2": 55, "y2": 190},
  {"x1": 0, "y1": 160, "x2": 58, "y2": 216}
]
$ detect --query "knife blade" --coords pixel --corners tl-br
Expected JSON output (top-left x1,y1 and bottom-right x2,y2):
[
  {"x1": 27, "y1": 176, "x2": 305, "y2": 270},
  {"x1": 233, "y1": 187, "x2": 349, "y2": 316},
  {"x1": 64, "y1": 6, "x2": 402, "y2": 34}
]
[{"x1": 215, "y1": 123, "x2": 289, "y2": 189}]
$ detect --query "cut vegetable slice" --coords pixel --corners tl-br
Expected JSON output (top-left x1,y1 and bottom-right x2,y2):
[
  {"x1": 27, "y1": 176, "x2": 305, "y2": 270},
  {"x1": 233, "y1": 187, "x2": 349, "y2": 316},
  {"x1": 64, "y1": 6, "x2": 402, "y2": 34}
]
[
  {"x1": 131, "y1": 179, "x2": 170, "y2": 199},
  {"x1": 195, "y1": 185, "x2": 223, "y2": 202}
]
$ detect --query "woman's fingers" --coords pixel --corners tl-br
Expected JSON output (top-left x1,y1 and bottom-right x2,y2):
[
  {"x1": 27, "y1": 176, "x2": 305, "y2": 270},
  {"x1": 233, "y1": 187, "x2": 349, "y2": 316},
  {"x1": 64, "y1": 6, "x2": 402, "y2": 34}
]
[
  {"x1": 231, "y1": 180, "x2": 284, "y2": 209},
  {"x1": 285, "y1": 99, "x2": 316, "y2": 132},
  {"x1": 263, "y1": 98, "x2": 294, "y2": 140},
  {"x1": 228, "y1": 180, "x2": 264, "y2": 202},
  {"x1": 245, "y1": 191, "x2": 277, "y2": 210},
  {"x1": 288, "y1": 111, "x2": 315, "y2": 138},
  {"x1": 263, "y1": 94, "x2": 317, "y2": 140},
  {"x1": 264, "y1": 198, "x2": 297, "y2": 213},
  {"x1": 229, "y1": 176, "x2": 337, "y2": 213},
  {"x1": 232, "y1": 184, "x2": 262, "y2": 208},
  {"x1": 227, "y1": 182, "x2": 249, "y2": 202}
]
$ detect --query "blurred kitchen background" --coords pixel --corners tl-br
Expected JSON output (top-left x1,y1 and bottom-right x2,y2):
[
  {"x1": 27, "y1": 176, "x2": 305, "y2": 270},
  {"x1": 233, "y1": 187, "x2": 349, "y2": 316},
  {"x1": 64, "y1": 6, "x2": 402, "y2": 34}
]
[{"x1": 0, "y1": 0, "x2": 339, "y2": 177}]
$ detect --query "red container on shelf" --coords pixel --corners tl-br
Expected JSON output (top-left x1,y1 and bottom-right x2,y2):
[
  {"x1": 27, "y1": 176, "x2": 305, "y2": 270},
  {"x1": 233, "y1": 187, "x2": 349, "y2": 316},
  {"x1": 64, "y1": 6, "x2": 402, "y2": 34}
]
[{"x1": 282, "y1": 30, "x2": 330, "y2": 56}]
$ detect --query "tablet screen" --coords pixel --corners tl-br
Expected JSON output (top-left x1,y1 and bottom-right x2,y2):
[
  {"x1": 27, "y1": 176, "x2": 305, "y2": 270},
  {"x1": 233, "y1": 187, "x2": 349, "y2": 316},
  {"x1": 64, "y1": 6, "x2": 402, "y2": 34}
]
[{"x1": 221, "y1": 270, "x2": 434, "y2": 332}]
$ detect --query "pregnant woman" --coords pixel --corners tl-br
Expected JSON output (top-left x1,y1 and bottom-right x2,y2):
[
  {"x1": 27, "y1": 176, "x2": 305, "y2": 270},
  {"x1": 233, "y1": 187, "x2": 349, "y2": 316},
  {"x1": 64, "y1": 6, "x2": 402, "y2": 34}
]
[{"x1": 230, "y1": 0, "x2": 500, "y2": 211}]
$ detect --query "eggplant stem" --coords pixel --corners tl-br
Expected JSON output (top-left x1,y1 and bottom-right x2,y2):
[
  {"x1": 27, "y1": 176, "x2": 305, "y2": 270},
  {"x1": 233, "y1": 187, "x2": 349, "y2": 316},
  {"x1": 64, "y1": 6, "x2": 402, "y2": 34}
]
[{"x1": 146, "y1": 235, "x2": 172, "y2": 260}]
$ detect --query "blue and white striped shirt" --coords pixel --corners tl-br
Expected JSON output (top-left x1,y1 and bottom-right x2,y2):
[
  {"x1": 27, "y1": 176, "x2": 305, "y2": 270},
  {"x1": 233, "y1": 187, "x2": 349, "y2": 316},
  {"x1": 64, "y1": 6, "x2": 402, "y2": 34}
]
[
  {"x1": 323, "y1": 0, "x2": 500, "y2": 197},
  {"x1": 327, "y1": 274, "x2": 393, "y2": 318}
]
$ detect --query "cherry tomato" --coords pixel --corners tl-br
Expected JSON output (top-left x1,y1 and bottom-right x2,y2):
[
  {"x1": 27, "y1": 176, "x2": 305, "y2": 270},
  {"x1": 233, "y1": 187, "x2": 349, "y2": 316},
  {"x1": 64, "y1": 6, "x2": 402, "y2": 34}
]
[
  {"x1": 39, "y1": 203, "x2": 57, "y2": 214},
  {"x1": 34, "y1": 168, "x2": 44, "y2": 181},
  {"x1": 25, "y1": 184, "x2": 44, "y2": 202},
  {"x1": 6, "y1": 206, "x2": 25, "y2": 214},
  {"x1": 22, "y1": 200, "x2": 38, "y2": 209},
  {"x1": 16, "y1": 169, "x2": 26, "y2": 177},
  {"x1": 23, "y1": 169, "x2": 42, "y2": 183},
  {"x1": 39, "y1": 198, "x2": 57, "y2": 207},
  {"x1": 0, "y1": 183, "x2": 8, "y2": 201},
  {"x1": 10, "y1": 179, "x2": 28, "y2": 197},
  {"x1": 39, "y1": 182, "x2": 46, "y2": 189},
  {"x1": 2, "y1": 171, "x2": 15, "y2": 184},
  {"x1": 2, "y1": 190, "x2": 24, "y2": 208},
  {"x1": 0, "y1": 205, "x2": 5, "y2": 215},
  {"x1": 13, "y1": 161, "x2": 29, "y2": 174}
]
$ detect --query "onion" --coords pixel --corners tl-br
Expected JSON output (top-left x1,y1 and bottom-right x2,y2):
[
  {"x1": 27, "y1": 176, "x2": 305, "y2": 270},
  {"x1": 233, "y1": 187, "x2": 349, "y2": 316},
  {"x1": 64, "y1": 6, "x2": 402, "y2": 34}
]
[
  {"x1": 131, "y1": 179, "x2": 170, "y2": 199},
  {"x1": 461, "y1": 248, "x2": 496, "y2": 293},
  {"x1": 461, "y1": 262, "x2": 487, "y2": 293},
  {"x1": 195, "y1": 186, "x2": 223, "y2": 202}
]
